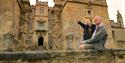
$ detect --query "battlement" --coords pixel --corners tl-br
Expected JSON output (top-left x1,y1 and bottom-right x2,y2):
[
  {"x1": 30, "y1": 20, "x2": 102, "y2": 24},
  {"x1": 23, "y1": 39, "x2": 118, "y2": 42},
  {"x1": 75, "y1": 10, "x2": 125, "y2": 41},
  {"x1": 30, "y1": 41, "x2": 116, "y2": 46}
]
[{"x1": 35, "y1": 1, "x2": 48, "y2": 6}]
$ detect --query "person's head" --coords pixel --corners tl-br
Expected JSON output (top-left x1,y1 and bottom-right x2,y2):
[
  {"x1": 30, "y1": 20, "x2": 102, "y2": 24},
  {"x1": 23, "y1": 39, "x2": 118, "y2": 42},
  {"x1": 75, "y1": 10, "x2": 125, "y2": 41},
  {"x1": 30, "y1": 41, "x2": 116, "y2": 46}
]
[
  {"x1": 94, "y1": 16, "x2": 102, "y2": 25},
  {"x1": 84, "y1": 19, "x2": 91, "y2": 25}
]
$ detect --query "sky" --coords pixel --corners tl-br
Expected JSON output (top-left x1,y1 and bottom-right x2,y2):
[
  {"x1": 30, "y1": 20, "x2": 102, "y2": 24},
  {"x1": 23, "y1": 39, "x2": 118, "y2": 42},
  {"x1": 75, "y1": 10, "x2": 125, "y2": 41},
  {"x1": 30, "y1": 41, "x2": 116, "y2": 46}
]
[
  {"x1": 30, "y1": 0, "x2": 125, "y2": 26},
  {"x1": 30, "y1": 0, "x2": 55, "y2": 7},
  {"x1": 106, "y1": 0, "x2": 125, "y2": 23}
]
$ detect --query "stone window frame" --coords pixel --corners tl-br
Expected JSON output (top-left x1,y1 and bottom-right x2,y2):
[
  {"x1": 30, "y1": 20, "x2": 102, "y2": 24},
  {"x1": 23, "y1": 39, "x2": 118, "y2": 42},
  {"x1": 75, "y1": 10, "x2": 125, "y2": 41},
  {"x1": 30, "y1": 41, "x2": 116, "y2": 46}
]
[
  {"x1": 40, "y1": 7, "x2": 44, "y2": 15},
  {"x1": 112, "y1": 31, "x2": 115, "y2": 41},
  {"x1": 85, "y1": 8, "x2": 93, "y2": 17},
  {"x1": 85, "y1": 4, "x2": 93, "y2": 17}
]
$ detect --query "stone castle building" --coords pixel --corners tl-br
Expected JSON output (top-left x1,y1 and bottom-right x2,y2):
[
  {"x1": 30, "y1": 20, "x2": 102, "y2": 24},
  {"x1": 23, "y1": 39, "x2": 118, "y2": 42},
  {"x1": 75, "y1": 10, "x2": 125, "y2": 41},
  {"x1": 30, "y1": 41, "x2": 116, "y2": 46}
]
[
  {"x1": 1, "y1": 0, "x2": 125, "y2": 63},
  {"x1": 0, "y1": 0, "x2": 125, "y2": 51},
  {"x1": 31, "y1": 0, "x2": 116, "y2": 51}
]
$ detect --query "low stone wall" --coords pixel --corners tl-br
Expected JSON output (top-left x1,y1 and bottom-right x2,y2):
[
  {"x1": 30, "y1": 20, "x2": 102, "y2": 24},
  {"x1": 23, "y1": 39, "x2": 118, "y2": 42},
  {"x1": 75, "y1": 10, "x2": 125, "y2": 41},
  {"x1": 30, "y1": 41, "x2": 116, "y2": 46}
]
[{"x1": 0, "y1": 49, "x2": 125, "y2": 63}]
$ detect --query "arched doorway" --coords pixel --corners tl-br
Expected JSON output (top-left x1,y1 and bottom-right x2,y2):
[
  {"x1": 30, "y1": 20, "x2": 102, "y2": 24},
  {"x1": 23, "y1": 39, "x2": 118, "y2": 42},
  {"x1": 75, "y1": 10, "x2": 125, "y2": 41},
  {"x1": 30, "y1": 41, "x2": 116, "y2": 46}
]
[{"x1": 38, "y1": 37, "x2": 44, "y2": 46}]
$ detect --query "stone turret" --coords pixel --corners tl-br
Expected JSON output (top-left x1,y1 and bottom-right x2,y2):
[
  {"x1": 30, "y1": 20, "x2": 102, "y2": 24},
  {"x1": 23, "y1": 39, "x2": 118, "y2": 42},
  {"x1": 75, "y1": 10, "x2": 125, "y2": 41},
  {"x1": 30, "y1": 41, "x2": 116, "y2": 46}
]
[{"x1": 117, "y1": 10, "x2": 124, "y2": 28}]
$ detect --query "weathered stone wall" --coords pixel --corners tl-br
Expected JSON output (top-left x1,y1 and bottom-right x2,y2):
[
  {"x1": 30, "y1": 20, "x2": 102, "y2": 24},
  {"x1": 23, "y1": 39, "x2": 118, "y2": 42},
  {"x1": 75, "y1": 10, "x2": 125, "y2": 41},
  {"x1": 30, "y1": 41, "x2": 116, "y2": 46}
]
[
  {"x1": 48, "y1": 4, "x2": 63, "y2": 50},
  {"x1": 112, "y1": 28, "x2": 125, "y2": 48},
  {"x1": 0, "y1": 0, "x2": 31, "y2": 51},
  {"x1": 17, "y1": 0, "x2": 31, "y2": 51},
  {"x1": 0, "y1": 49, "x2": 125, "y2": 63},
  {"x1": 0, "y1": 0, "x2": 20, "y2": 50}
]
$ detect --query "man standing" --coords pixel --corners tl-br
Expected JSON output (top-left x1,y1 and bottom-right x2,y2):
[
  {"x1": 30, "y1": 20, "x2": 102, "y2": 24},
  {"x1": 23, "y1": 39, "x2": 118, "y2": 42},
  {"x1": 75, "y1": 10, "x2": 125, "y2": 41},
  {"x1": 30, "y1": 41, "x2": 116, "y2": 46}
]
[{"x1": 79, "y1": 16, "x2": 108, "y2": 51}]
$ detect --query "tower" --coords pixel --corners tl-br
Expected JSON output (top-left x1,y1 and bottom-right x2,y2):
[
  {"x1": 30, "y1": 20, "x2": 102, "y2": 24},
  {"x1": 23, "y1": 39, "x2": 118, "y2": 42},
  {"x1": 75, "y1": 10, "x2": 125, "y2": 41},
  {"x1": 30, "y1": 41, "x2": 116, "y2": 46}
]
[
  {"x1": 0, "y1": 0, "x2": 31, "y2": 50},
  {"x1": 61, "y1": 0, "x2": 115, "y2": 49},
  {"x1": 117, "y1": 10, "x2": 124, "y2": 28},
  {"x1": 32, "y1": 0, "x2": 49, "y2": 50}
]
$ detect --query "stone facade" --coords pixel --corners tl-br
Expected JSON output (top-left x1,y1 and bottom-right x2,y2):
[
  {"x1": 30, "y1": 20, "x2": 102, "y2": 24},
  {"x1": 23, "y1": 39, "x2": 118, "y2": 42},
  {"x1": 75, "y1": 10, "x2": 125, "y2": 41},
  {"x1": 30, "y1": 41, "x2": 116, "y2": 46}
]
[
  {"x1": 30, "y1": 1, "x2": 49, "y2": 50},
  {"x1": 111, "y1": 11, "x2": 125, "y2": 49}
]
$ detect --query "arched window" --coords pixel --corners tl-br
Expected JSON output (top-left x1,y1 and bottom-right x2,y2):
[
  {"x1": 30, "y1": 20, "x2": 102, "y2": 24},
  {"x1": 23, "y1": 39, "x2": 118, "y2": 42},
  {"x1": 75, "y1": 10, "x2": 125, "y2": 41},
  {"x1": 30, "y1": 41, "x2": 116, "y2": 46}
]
[
  {"x1": 88, "y1": 10, "x2": 91, "y2": 15},
  {"x1": 38, "y1": 37, "x2": 44, "y2": 46}
]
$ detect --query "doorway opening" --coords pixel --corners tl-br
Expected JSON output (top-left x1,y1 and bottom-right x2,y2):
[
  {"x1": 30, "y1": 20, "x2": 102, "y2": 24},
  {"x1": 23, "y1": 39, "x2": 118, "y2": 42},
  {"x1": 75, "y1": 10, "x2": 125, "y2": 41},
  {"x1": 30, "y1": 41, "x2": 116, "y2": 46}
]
[{"x1": 38, "y1": 37, "x2": 44, "y2": 46}]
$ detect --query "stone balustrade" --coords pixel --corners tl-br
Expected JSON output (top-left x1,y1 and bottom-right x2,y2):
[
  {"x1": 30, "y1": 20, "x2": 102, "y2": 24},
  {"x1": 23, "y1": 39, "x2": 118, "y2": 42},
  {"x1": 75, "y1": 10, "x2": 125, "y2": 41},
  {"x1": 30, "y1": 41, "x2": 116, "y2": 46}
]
[{"x1": 0, "y1": 49, "x2": 125, "y2": 63}]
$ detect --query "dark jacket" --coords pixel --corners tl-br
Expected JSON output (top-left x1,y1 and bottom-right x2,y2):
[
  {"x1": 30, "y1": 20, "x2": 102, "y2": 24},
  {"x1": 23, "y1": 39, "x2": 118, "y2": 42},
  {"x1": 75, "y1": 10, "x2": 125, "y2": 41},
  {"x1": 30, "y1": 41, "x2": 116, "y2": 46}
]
[{"x1": 78, "y1": 21, "x2": 96, "y2": 40}]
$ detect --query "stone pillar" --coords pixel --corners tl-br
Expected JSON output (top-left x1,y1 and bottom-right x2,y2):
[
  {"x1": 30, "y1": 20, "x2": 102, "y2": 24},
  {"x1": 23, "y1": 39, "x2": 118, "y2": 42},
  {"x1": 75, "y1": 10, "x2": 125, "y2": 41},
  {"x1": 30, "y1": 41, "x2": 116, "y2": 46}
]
[
  {"x1": 18, "y1": 0, "x2": 31, "y2": 50},
  {"x1": 48, "y1": 4, "x2": 63, "y2": 50}
]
